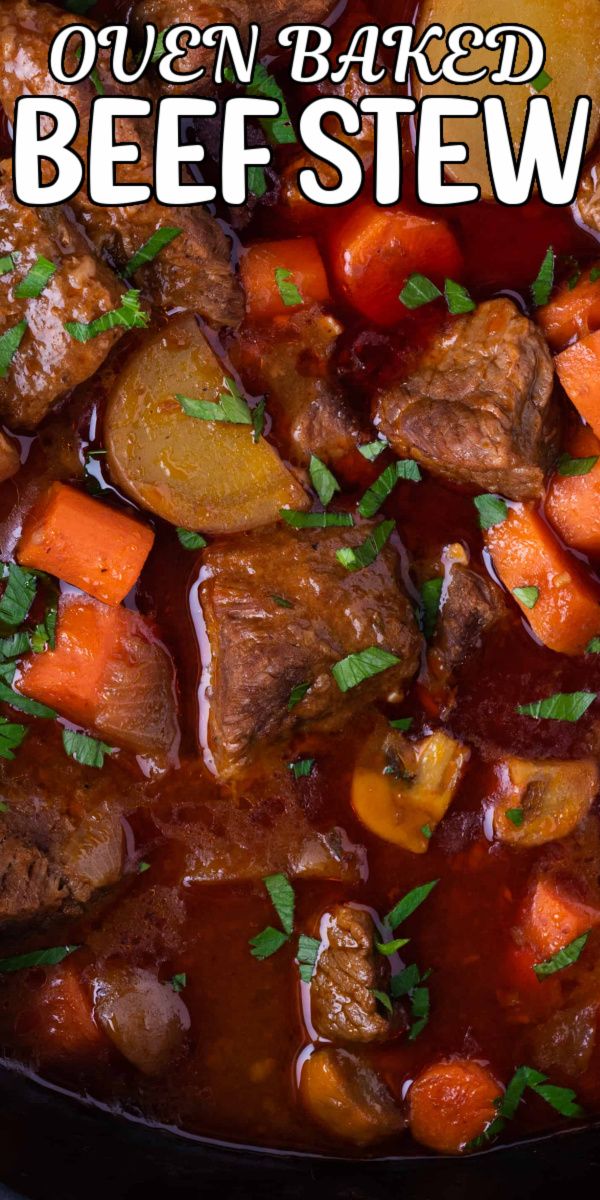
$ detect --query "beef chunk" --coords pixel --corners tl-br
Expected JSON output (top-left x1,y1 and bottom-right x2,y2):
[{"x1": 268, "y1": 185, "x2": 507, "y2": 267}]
[
  {"x1": 0, "y1": 0, "x2": 243, "y2": 327},
  {"x1": 0, "y1": 835, "x2": 69, "y2": 924},
  {"x1": 311, "y1": 905, "x2": 403, "y2": 1043},
  {"x1": 0, "y1": 173, "x2": 125, "y2": 429},
  {"x1": 530, "y1": 1002, "x2": 597, "y2": 1079},
  {"x1": 578, "y1": 149, "x2": 600, "y2": 232},
  {"x1": 132, "y1": 0, "x2": 335, "y2": 92},
  {"x1": 430, "y1": 556, "x2": 505, "y2": 678},
  {"x1": 231, "y1": 311, "x2": 364, "y2": 466},
  {"x1": 376, "y1": 299, "x2": 557, "y2": 500},
  {"x1": 200, "y1": 524, "x2": 422, "y2": 777},
  {"x1": 300, "y1": 1047, "x2": 405, "y2": 1145}
]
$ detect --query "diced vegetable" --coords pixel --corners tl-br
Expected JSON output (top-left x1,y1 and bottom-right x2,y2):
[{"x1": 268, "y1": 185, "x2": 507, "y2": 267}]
[
  {"x1": 546, "y1": 424, "x2": 600, "y2": 556},
  {"x1": 328, "y1": 203, "x2": 462, "y2": 326},
  {"x1": 409, "y1": 1059, "x2": 503, "y2": 1154},
  {"x1": 93, "y1": 965, "x2": 190, "y2": 1075},
  {"x1": 0, "y1": 431, "x2": 20, "y2": 484},
  {"x1": 240, "y1": 238, "x2": 330, "y2": 321},
  {"x1": 485, "y1": 504, "x2": 600, "y2": 655},
  {"x1": 555, "y1": 331, "x2": 600, "y2": 438},
  {"x1": 493, "y1": 757, "x2": 599, "y2": 846},
  {"x1": 16, "y1": 594, "x2": 179, "y2": 757},
  {"x1": 521, "y1": 877, "x2": 600, "y2": 958},
  {"x1": 105, "y1": 315, "x2": 308, "y2": 535},
  {"x1": 352, "y1": 727, "x2": 469, "y2": 853},
  {"x1": 299, "y1": 1047, "x2": 405, "y2": 1145},
  {"x1": 414, "y1": 0, "x2": 600, "y2": 200},
  {"x1": 17, "y1": 483, "x2": 154, "y2": 606},
  {"x1": 538, "y1": 264, "x2": 600, "y2": 351},
  {"x1": 20, "y1": 962, "x2": 103, "y2": 1062}
]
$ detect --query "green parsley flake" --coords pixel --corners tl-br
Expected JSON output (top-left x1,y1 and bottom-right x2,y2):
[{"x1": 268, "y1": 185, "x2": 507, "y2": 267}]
[
  {"x1": 513, "y1": 585, "x2": 539, "y2": 610},
  {"x1": 289, "y1": 758, "x2": 315, "y2": 780},
  {"x1": 0, "y1": 320, "x2": 27, "y2": 379},
  {"x1": 531, "y1": 246, "x2": 555, "y2": 307},
  {"x1": 280, "y1": 509, "x2": 354, "y2": 529},
  {"x1": 309, "y1": 455, "x2": 340, "y2": 507},
  {"x1": 336, "y1": 520, "x2": 394, "y2": 573},
  {"x1": 176, "y1": 528, "x2": 207, "y2": 551},
  {"x1": 590, "y1": 267, "x2": 600, "y2": 283},
  {"x1": 359, "y1": 439, "x2": 389, "y2": 462},
  {"x1": 332, "y1": 646, "x2": 400, "y2": 693},
  {"x1": 138, "y1": 861, "x2": 150, "y2": 873},
  {"x1": 531, "y1": 69, "x2": 552, "y2": 93},
  {"x1": 385, "y1": 880, "x2": 438, "y2": 930},
  {"x1": 473, "y1": 494, "x2": 508, "y2": 530},
  {"x1": 124, "y1": 227, "x2": 183, "y2": 278},
  {"x1": 372, "y1": 988, "x2": 393, "y2": 1016},
  {"x1": 557, "y1": 452, "x2": 599, "y2": 477},
  {"x1": 275, "y1": 267, "x2": 303, "y2": 307},
  {"x1": 444, "y1": 279, "x2": 476, "y2": 314},
  {"x1": 288, "y1": 681, "x2": 310, "y2": 710},
  {"x1": 586, "y1": 638, "x2": 600, "y2": 654},
  {"x1": 359, "y1": 460, "x2": 421, "y2": 518},
  {"x1": 0, "y1": 717, "x2": 27, "y2": 760},
  {"x1": 0, "y1": 632, "x2": 30, "y2": 659},
  {"x1": 272, "y1": 594, "x2": 293, "y2": 609},
  {"x1": 0, "y1": 564, "x2": 37, "y2": 628},
  {"x1": 297, "y1": 934, "x2": 320, "y2": 983},
  {"x1": 252, "y1": 397, "x2": 266, "y2": 443},
  {"x1": 389, "y1": 716, "x2": 413, "y2": 731},
  {"x1": 506, "y1": 807, "x2": 524, "y2": 828},
  {"x1": 247, "y1": 63, "x2": 296, "y2": 145},
  {"x1": 376, "y1": 937, "x2": 409, "y2": 956},
  {"x1": 65, "y1": 291, "x2": 149, "y2": 342},
  {"x1": 249, "y1": 926, "x2": 289, "y2": 960},
  {"x1": 0, "y1": 252, "x2": 18, "y2": 277},
  {"x1": 248, "y1": 165, "x2": 268, "y2": 198},
  {"x1": 399, "y1": 274, "x2": 441, "y2": 309},
  {"x1": 178, "y1": 377, "x2": 252, "y2": 426},
  {"x1": 264, "y1": 873, "x2": 295, "y2": 935},
  {"x1": 516, "y1": 691, "x2": 597, "y2": 722},
  {"x1": 14, "y1": 256, "x2": 57, "y2": 299},
  {"x1": 171, "y1": 972, "x2": 187, "y2": 992},
  {"x1": 421, "y1": 824, "x2": 432, "y2": 840},
  {"x1": 62, "y1": 729, "x2": 114, "y2": 769},
  {"x1": 533, "y1": 931, "x2": 590, "y2": 978},
  {"x1": 421, "y1": 577, "x2": 443, "y2": 640},
  {"x1": 0, "y1": 945, "x2": 79, "y2": 974}
]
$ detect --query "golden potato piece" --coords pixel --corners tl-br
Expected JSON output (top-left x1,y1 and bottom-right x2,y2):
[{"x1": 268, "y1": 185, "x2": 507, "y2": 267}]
[
  {"x1": 493, "y1": 757, "x2": 599, "y2": 846},
  {"x1": 352, "y1": 726, "x2": 469, "y2": 852},
  {"x1": 414, "y1": 0, "x2": 600, "y2": 200},
  {"x1": 93, "y1": 965, "x2": 190, "y2": 1075},
  {"x1": 105, "y1": 315, "x2": 309, "y2": 535},
  {"x1": 300, "y1": 1047, "x2": 405, "y2": 1146}
]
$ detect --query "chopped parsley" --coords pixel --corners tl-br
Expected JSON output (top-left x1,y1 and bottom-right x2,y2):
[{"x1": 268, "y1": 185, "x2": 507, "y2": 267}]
[
  {"x1": 264, "y1": 873, "x2": 295, "y2": 936},
  {"x1": 389, "y1": 716, "x2": 413, "y2": 732},
  {"x1": 62, "y1": 729, "x2": 114, "y2": 769},
  {"x1": 171, "y1": 972, "x2": 187, "y2": 992},
  {"x1": 252, "y1": 397, "x2": 266, "y2": 443},
  {"x1": 0, "y1": 717, "x2": 27, "y2": 760},
  {"x1": 272, "y1": 594, "x2": 293, "y2": 609},
  {"x1": 0, "y1": 945, "x2": 79, "y2": 973},
  {"x1": 14, "y1": 256, "x2": 57, "y2": 300},
  {"x1": 376, "y1": 937, "x2": 409, "y2": 956},
  {"x1": 358, "y1": 460, "x2": 421, "y2": 518},
  {"x1": 474, "y1": 494, "x2": 508, "y2": 530},
  {"x1": 0, "y1": 252, "x2": 18, "y2": 276},
  {"x1": 385, "y1": 880, "x2": 438, "y2": 930},
  {"x1": 297, "y1": 934, "x2": 320, "y2": 983},
  {"x1": 0, "y1": 320, "x2": 27, "y2": 379},
  {"x1": 248, "y1": 165, "x2": 268, "y2": 198},
  {"x1": 138, "y1": 860, "x2": 150, "y2": 873},
  {"x1": 336, "y1": 520, "x2": 394, "y2": 572},
  {"x1": 444, "y1": 279, "x2": 476, "y2": 314},
  {"x1": 359, "y1": 439, "x2": 389, "y2": 462},
  {"x1": 372, "y1": 988, "x2": 394, "y2": 1016},
  {"x1": 470, "y1": 1065, "x2": 583, "y2": 1149},
  {"x1": 586, "y1": 638, "x2": 600, "y2": 654},
  {"x1": 280, "y1": 509, "x2": 354, "y2": 529},
  {"x1": 0, "y1": 632, "x2": 31, "y2": 659},
  {"x1": 421, "y1": 823, "x2": 432, "y2": 839},
  {"x1": 506, "y1": 807, "x2": 524, "y2": 828},
  {"x1": 531, "y1": 246, "x2": 555, "y2": 307},
  {"x1": 176, "y1": 528, "x2": 206, "y2": 551},
  {"x1": 249, "y1": 927, "x2": 289, "y2": 960},
  {"x1": 399, "y1": 274, "x2": 441, "y2": 309},
  {"x1": 390, "y1": 961, "x2": 432, "y2": 1039},
  {"x1": 590, "y1": 266, "x2": 600, "y2": 283},
  {"x1": 533, "y1": 931, "x2": 590, "y2": 978},
  {"x1": 289, "y1": 758, "x2": 315, "y2": 780},
  {"x1": 0, "y1": 565, "x2": 37, "y2": 628},
  {"x1": 275, "y1": 268, "x2": 303, "y2": 307},
  {"x1": 65, "y1": 291, "x2": 149, "y2": 342},
  {"x1": 0, "y1": 679, "x2": 55, "y2": 719},
  {"x1": 332, "y1": 646, "x2": 400, "y2": 693},
  {"x1": 421, "y1": 577, "x2": 443, "y2": 640},
  {"x1": 513, "y1": 585, "x2": 539, "y2": 609},
  {"x1": 309, "y1": 456, "x2": 340, "y2": 508},
  {"x1": 288, "y1": 681, "x2": 310, "y2": 710},
  {"x1": 178, "y1": 377, "x2": 252, "y2": 426},
  {"x1": 246, "y1": 63, "x2": 296, "y2": 145},
  {"x1": 124, "y1": 227, "x2": 182, "y2": 277},
  {"x1": 516, "y1": 691, "x2": 597, "y2": 722},
  {"x1": 531, "y1": 69, "x2": 552, "y2": 93},
  {"x1": 557, "y1": 452, "x2": 599, "y2": 477}
]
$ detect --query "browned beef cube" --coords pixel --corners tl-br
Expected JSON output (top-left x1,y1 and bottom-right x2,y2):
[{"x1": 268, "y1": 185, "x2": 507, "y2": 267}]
[
  {"x1": 430, "y1": 560, "x2": 505, "y2": 679},
  {"x1": 0, "y1": 0, "x2": 243, "y2": 327},
  {"x1": 376, "y1": 299, "x2": 557, "y2": 500},
  {"x1": 200, "y1": 523, "x2": 421, "y2": 777},
  {"x1": 0, "y1": 176, "x2": 125, "y2": 429},
  {"x1": 310, "y1": 905, "x2": 404, "y2": 1043}
]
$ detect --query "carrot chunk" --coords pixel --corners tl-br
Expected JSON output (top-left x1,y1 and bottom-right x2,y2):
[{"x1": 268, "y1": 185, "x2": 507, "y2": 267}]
[
  {"x1": 409, "y1": 1059, "x2": 502, "y2": 1154},
  {"x1": 17, "y1": 482, "x2": 154, "y2": 606},
  {"x1": 521, "y1": 877, "x2": 600, "y2": 959},
  {"x1": 240, "y1": 238, "x2": 330, "y2": 322},
  {"x1": 485, "y1": 504, "x2": 600, "y2": 655},
  {"x1": 546, "y1": 424, "x2": 600, "y2": 556},
  {"x1": 328, "y1": 203, "x2": 462, "y2": 326},
  {"x1": 17, "y1": 594, "x2": 178, "y2": 756},
  {"x1": 20, "y1": 961, "x2": 103, "y2": 1062},
  {"x1": 538, "y1": 265, "x2": 600, "y2": 352},
  {"x1": 555, "y1": 330, "x2": 600, "y2": 438}
]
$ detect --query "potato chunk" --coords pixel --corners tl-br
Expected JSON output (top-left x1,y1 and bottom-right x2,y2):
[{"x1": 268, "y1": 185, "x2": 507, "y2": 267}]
[
  {"x1": 105, "y1": 315, "x2": 308, "y2": 535},
  {"x1": 352, "y1": 726, "x2": 469, "y2": 852},
  {"x1": 300, "y1": 1047, "x2": 405, "y2": 1146},
  {"x1": 493, "y1": 757, "x2": 599, "y2": 846},
  {"x1": 93, "y1": 965, "x2": 190, "y2": 1075},
  {"x1": 414, "y1": 0, "x2": 600, "y2": 200}
]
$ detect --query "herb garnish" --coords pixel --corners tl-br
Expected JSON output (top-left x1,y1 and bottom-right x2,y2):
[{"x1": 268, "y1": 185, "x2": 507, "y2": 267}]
[
  {"x1": 469, "y1": 1065, "x2": 583, "y2": 1149},
  {"x1": 0, "y1": 717, "x2": 27, "y2": 760},
  {"x1": 272, "y1": 594, "x2": 292, "y2": 609},
  {"x1": 62, "y1": 729, "x2": 114, "y2": 769},
  {"x1": 359, "y1": 439, "x2": 389, "y2": 462},
  {"x1": 359, "y1": 460, "x2": 421, "y2": 518},
  {"x1": 444, "y1": 279, "x2": 476, "y2": 314},
  {"x1": 178, "y1": 376, "x2": 252, "y2": 425},
  {"x1": 250, "y1": 873, "x2": 295, "y2": 959},
  {"x1": 14, "y1": 256, "x2": 57, "y2": 299},
  {"x1": 288, "y1": 682, "x2": 310, "y2": 710},
  {"x1": 275, "y1": 268, "x2": 303, "y2": 307},
  {"x1": 252, "y1": 397, "x2": 266, "y2": 443},
  {"x1": 506, "y1": 807, "x2": 524, "y2": 828},
  {"x1": 421, "y1": 577, "x2": 443, "y2": 640},
  {"x1": 533, "y1": 931, "x2": 590, "y2": 978},
  {"x1": 280, "y1": 509, "x2": 354, "y2": 529},
  {"x1": 0, "y1": 945, "x2": 79, "y2": 974},
  {"x1": 586, "y1": 638, "x2": 600, "y2": 654},
  {"x1": 474, "y1": 494, "x2": 508, "y2": 530},
  {"x1": 513, "y1": 586, "x2": 539, "y2": 609},
  {"x1": 385, "y1": 880, "x2": 438, "y2": 930},
  {"x1": 309, "y1": 455, "x2": 340, "y2": 507},
  {"x1": 389, "y1": 716, "x2": 413, "y2": 731},
  {"x1": 557, "y1": 452, "x2": 599, "y2": 477},
  {"x1": 0, "y1": 253, "x2": 18, "y2": 277},
  {"x1": 297, "y1": 934, "x2": 320, "y2": 983},
  {"x1": 376, "y1": 937, "x2": 409, "y2": 956},
  {"x1": 65, "y1": 290, "x2": 149, "y2": 342},
  {"x1": 399, "y1": 274, "x2": 441, "y2": 309},
  {"x1": 289, "y1": 758, "x2": 315, "y2": 780},
  {"x1": 171, "y1": 973, "x2": 187, "y2": 992},
  {"x1": 531, "y1": 246, "x2": 555, "y2": 307},
  {"x1": 176, "y1": 528, "x2": 206, "y2": 551},
  {"x1": 336, "y1": 520, "x2": 394, "y2": 572},
  {"x1": 531, "y1": 69, "x2": 552, "y2": 93},
  {"x1": 248, "y1": 166, "x2": 268, "y2": 198},
  {"x1": 516, "y1": 692, "x2": 597, "y2": 722},
  {"x1": 332, "y1": 646, "x2": 400, "y2": 693},
  {"x1": 124, "y1": 227, "x2": 182, "y2": 277},
  {"x1": 0, "y1": 565, "x2": 37, "y2": 628},
  {"x1": 249, "y1": 927, "x2": 289, "y2": 960},
  {"x1": 0, "y1": 320, "x2": 27, "y2": 378}
]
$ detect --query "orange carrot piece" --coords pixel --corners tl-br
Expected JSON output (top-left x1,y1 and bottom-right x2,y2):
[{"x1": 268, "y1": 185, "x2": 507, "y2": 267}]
[
  {"x1": 521, "y1": 877, "x2": 600, "y2": 959},
  {"x1": 17, "y1": 482, "x2": 154, "y2": 606},
  {"x1": 25, "y1": 961, "x2": 103, "y2": 1062},
  {"x1": 328, "y1": 203, "x2": 463, "y2": 326},
  {"x1": 409, "y1": 1059, "x2": 502, "y2": 1154},
  {"x1": 485, "y1": 503, "x2": 600, "y2": 655},
  {"x1": 546, "y1": 424, "x2": 600, "y2": 556},
  {"x1": 241, "y1": 238, "x2": 330, "y2": 322},
  {"x1": 555, "y1": 330, "x2": 600, "y2": 438},
  {"x1": 17, "y1": 594, "x2": 118, "y2": 725},
  {"x1": 538, "y1": 265, "x2": 600, "y2": 352}
]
